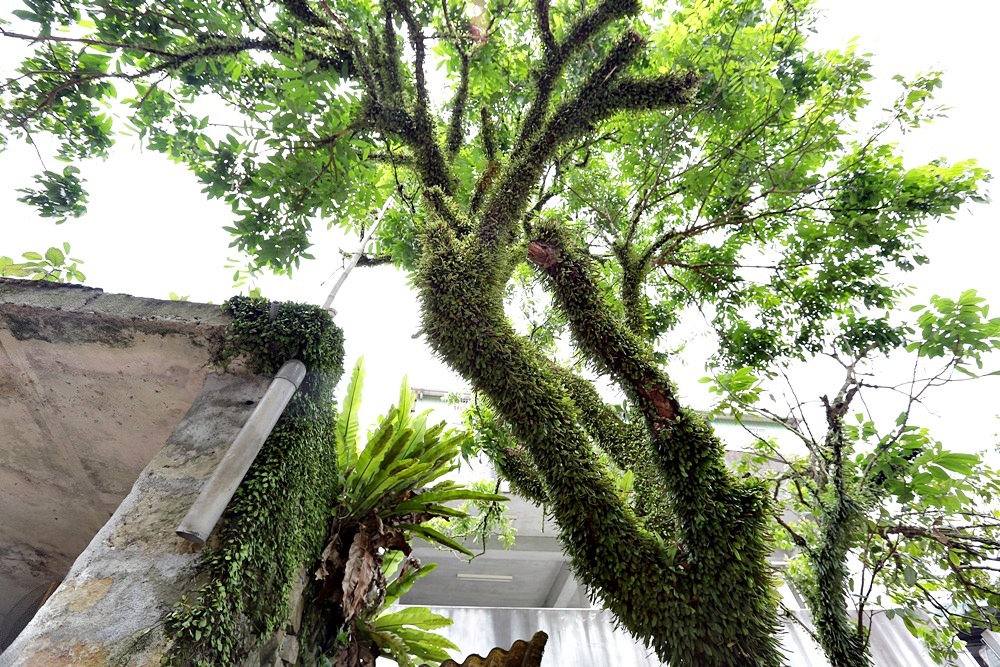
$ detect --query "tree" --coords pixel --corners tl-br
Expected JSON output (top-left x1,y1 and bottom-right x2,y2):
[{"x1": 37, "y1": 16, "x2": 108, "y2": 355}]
[
  {"x1": 705, "y1": 289, "x2": 1000, "y2": 667},
  {"x1": 0, "y1": 0, "x2": 988, "y2": 664}
]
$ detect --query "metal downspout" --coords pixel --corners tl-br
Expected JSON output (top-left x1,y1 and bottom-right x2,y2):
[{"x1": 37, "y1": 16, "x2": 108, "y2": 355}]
[{"x1": 176, "y1": 359, "x2": 307, "y2": 544}]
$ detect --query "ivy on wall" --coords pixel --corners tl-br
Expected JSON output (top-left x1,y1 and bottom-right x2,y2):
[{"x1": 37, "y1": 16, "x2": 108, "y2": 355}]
[{"x1": 164, "y1": 296, "x2": 345, "y2": 666}]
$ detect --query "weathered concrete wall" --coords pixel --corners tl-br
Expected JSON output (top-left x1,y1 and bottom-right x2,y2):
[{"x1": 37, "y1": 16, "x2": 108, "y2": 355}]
[
  {"x1": 0, "y1": 279, "x2": 233, "y2": 645},
  {"x1": 0, "y1": 372, "x2": 271, "y2": 666}
]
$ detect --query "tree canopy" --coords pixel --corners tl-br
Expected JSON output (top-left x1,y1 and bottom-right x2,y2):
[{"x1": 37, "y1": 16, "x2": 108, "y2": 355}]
[
  {"x1": 1, "y1": 0, "x2": 992, "y2": 664},
  {"x1": 702, "y1": 288, "x2": 1000, "y2": 666}
]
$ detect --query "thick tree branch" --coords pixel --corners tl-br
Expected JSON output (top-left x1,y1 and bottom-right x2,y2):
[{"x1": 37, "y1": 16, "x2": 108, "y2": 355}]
[
  {"x1": 519, "y1": 219, "x2": 781, "y2": 663},
  {"x1": 446, "y1": 50, "x2": 470, "y2": 158},
  {"x1": 554, "y1": 366, "x2": 674, "y2": 532},
  {"x1": 360, "y1": 0, "x2": 453, "y2": 195},
  {"x1": 513, "y1": 0, "x2": 641, "y2": 156},
  {"x1": 378, "y1": 6, "x2": 405, "y2": 101},
  {"x1": 477, "y1": 31, "x2": 697, "y2": 253},
  {"x1": 793, "y1": 398, "x2": 871, "y2": 667},
  {"x1": 276, "y1": 0, "x2": 331, "y2": 27},
  {"x1": 553, "y1": 367, "x2": 645, "y2": 465},
  {"x1": 526, "y1": 225, "x2": 681, "y2": 427},
  {"x1": 469, "y1": 402, "x2": 549, "y2": 505},
  {"x1": 613, "y1": 242, "x2": 650, "y2": 338},
  {"x1": 416, "y1": 223, "x2": 785, "y2": 664},
  {"x1": 533, "y1": 0, "x2": 556, "y2": 55}
]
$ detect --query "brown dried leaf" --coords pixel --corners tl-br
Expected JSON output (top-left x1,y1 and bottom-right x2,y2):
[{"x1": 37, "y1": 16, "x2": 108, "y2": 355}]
[
  {"x1": 315, "y1": 538, "x2": 338, "y2": 581},
  {"x1": 342, "y1": 531, "x2": 375, "y2": 620}
]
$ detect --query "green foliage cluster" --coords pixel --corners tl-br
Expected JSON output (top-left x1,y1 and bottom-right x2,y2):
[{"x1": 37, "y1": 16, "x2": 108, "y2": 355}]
[
  {"x1": 15, "y1": 165, "x2": 89, "y2": 222},
  {"x1": 910, "y1": 290, "x2": 1000, "y2": 372},
  {"x1": 427, "y1": 478, "x2": 517, "y2": 552},
  {"x1": 217, "y1": 296, "x2": 345, "y2": 398},
  {"x1": 0, "y1": 242, "x2": 85, "y2": 283},
  {"x1": 164, "y1": 296, "x2": 345, "y2": 666},
  {"x1": 316, "y1": 358, "x2": 507, "y2": 666},
  {"x1": 712, "y1": 289, "x2": 1000, "y2": 665}
]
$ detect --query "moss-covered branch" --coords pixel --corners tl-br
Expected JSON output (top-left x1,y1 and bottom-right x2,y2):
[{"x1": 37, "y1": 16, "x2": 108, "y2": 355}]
[
  {"x1": 377, "y1": 6, "x2": 405, "y2": 102},
  {"x1": 445, "y1": 44, "x2": 471, "y2": 158},
  {"x1": 553, "y1": 367, "x2": 643, "y2": 465},
  {"x1": 470, "y1": 106, "x2": 501, "y2": 214},
  {"x1": 418, "y1": 216, "x2": 781, "y2": 665},
  {"x1": 527, "y1": 224, "x2": 679, "y2": 423},
  {"x1": 791, "y1": 397, "x2": 870, "y2": 667},
  {"x1": 613, "y1": 241, "x2": 651, "y2": 338},
  {"x1": 391, "y1": 0, "x2": 455, "y2": 193},
  {"x1": 512, "y1": 0, "x2": 641, "y2": 156},
  {"x1": 470, "y1": 402, "x2": 549, "y2": 504},
  {"x1": 521, "y1": 220, "x2": 782, "y2": 665},
  {"x1": 554, "y1": 366, "x2": 674, "y2": 532},
  {"x1": 477, "y1": 37, "x2": 697, "y2": 254},
  {"x1": 276, "y1": 0, "x2": 330, "y2": 27},
  {"x1": 532, "y1": 0, "x2": 556, "y2": 55},
  {"x1": 351, "y1": 3, "x2": 454, "y2": 194},
  {"x1": 476, "y1": 3, "x2": 653, "y2": 251}
]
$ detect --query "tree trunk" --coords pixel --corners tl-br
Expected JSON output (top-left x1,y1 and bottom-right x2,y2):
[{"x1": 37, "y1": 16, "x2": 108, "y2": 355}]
[{"x1": 416, "y1": 221, "x2": 784, "y2": 666}]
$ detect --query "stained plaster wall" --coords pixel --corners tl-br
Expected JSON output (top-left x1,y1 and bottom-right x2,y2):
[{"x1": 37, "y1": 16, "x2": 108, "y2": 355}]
[
  {"x1": 0, "y1": 373, "x2": 270, "y2": 665},
  {"x1": 0, "y1": 279, "x2": 271, "y2": 662}
]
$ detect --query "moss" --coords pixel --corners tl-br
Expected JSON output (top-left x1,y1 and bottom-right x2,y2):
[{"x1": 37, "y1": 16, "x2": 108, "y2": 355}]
[
  {"x1": 524, "y1": 224, "x2": 783, "y2": 664},
  {"x1": 163, "y1": 296, "x2": 344, "y2": 666},
  {"x1": 555, "y1": 366, "x2": 674, "y2": 534}
]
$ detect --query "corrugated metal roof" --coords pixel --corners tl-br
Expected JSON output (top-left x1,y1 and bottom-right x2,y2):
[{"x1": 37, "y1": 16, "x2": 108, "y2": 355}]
[{"x1": 414, "y1": 606, "x2": 981, "y2": 666}]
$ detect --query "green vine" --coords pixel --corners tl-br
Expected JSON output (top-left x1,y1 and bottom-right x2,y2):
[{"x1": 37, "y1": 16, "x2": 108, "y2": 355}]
[{"x1": 163, "y1": 296, "x2": 345, "y2": 666}]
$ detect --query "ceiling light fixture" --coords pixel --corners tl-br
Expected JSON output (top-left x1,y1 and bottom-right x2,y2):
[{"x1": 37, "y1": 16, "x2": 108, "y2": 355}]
[{"x1": 456, "y1": 573, "x2": 514, "y2": 582}]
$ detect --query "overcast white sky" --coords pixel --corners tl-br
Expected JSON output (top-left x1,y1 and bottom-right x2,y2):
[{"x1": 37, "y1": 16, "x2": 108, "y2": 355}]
[{"x1": 1, "y1": 0, "x2": 998, "y2": 442}]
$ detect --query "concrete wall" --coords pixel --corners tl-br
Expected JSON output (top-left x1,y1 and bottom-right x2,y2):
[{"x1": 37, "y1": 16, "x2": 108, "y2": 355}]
[
  {"x1": 0, "y1": 373, "x2": 270, "y2": 665},
  {"x1": 0, "y1": 279, "x2": 257, "y2": 659},
  {"x1": 0, "y1": 281, "x2": 338, "y2": 666}
]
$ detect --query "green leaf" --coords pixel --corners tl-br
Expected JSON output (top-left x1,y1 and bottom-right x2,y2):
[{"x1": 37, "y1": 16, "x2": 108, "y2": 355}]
[
  {"x1": 391, "y1": 626, "x2": 457, "y2": 662},
  {"x1": 367, "y1": 629, "x2": 416, "y2": 667},
  {"x1": 44, "y1": 247, "x2": 65, "y2": 266},
  {"x1": 391, "y1": 503, "x2": 468, "y2": 519},
  {"x1": 935, "y1": 453, "x2": 979, "y2": 476},
  {"x1": 397, "y1": 489, "x2": 508, "y2": 505},
  {"x1": 396, "y1": 374, "x2": 415, "y2": 429},
  {"x1": 374, "y1": 607, "x2": 454, "y2": 632},
  {"x1": 12, "y1": 10, "x2": 40, "y2": 22},
  {"x1": 350, "y1": 421, "x2": 401, "y2": 491},
  {"x1": 406, "y1": 524, "x2": 474, "y2": 557},
  {"x1": 384, "y1": 563, "x2": 437, "y2": 607},
  {"x1": 336, "y1": 357, "x2": 365, "y2": 470}
]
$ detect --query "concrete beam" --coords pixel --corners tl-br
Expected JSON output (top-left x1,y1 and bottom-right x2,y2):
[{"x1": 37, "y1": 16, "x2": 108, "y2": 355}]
[{"x1": 542, "y1": 562, "x2": 580, "y2": 608}]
